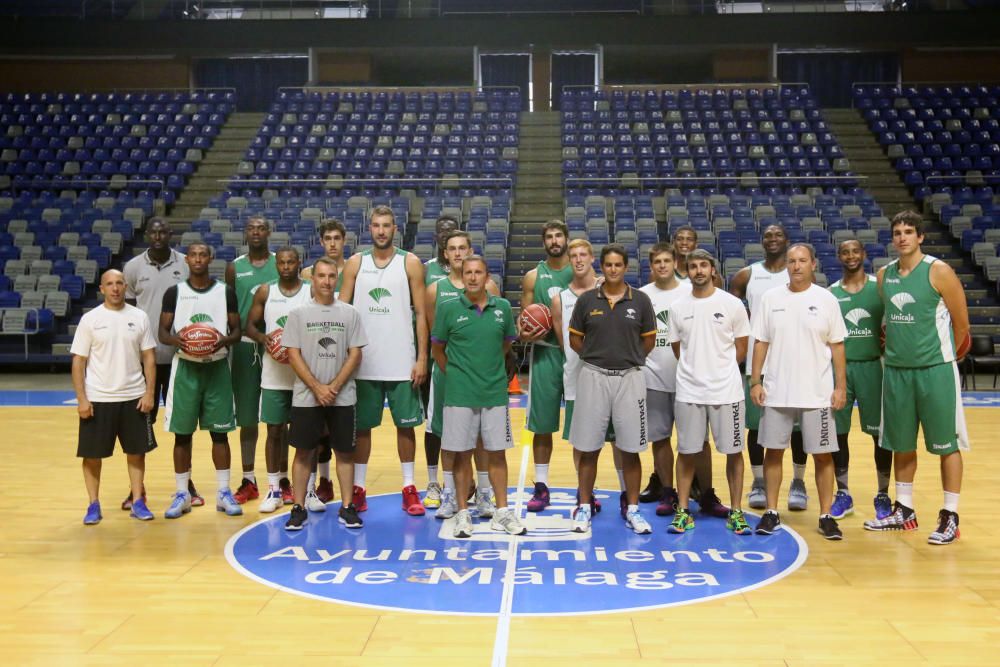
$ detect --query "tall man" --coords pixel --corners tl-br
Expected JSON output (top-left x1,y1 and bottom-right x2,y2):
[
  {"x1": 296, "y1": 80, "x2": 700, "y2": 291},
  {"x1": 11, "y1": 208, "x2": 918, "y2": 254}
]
[
  {"x1": 424, "y1": 215, "x2": 460, "y2": 285},
  {"x1": 750, "y1": 243, "x2": 848, "y2": 540},
  {"x1": 864, "y1": 211, "x2": 970, "y2": 545},
  {"x1": 520, "y1": 220, "x2": 573, "y2": 512},
  {"x1": 568, "y1": 244, "x2": 657, "y2": 535},
  {"x1": 667, "y1": 250, "x2": 753, "y2": 535},
  {"x1": 226, "y1": 216, "x2": 278, "y2": 503},
  {"x1": 829, "y1": 239, "x2": 892, "y2": 520},
  {"x1": 432, "y1": 256, "x2": 525, "y2": 538},
  {"x1": 160, "y1": 243, "x2": 243, "y2": 519},
  {"x1": 245, "y1": 247, "x2": 313, "y2": 512},
  {"x1": 283, "y1": 258, "x2": 367, "y2": 531},
  {"x1": 73, "y1": 269, "x2": 158, "y2": 524},
  {"x1": 339, "y1": 205, "x2": 428, "y2": 515}
]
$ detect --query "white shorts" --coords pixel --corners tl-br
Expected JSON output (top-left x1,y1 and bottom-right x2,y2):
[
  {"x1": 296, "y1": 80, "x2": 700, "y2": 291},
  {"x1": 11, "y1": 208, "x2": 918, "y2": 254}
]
[
  {"x1": 675, "y1": 401, "x2": 746, "y2": 455},
  {"x1": 442, "y1": 405, "x2": 513, "y2": 453},
  {"x1": 647, "y1": 389, "x2": 675, "y2": 442},
  {"x1": 569, "y1": 363, "x2": 649, "y2": 454},
  {"x1": 759, "y1": 406, "x2": 839, "y2": 455}
]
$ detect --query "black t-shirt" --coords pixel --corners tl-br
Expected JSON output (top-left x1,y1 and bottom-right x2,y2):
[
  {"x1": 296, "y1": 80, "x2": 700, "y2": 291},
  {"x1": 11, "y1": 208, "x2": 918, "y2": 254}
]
[{"x1": 568, "y1": 284, "x2": 657, "y2": 370}]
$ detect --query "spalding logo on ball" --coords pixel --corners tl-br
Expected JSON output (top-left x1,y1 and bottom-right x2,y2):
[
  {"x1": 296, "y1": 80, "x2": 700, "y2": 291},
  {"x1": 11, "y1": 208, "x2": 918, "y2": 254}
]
[
  {"x1": 518, "y1": 303, "x2": 553, "y2": 336},
  {"x1": 180, "y1": 323, "x2": 221, "y2": 357},
  {"x1": 267, "y1": 328, "x2": 290, "y2": 364}
]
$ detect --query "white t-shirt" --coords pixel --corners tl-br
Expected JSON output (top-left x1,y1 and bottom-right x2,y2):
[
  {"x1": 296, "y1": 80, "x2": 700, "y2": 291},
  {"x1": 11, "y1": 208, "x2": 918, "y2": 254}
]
[
  {"x1": 743, "y1": 261, "x2": 789, "y2": 376},
  {"x1": 750, "y1": 283, "x2": 847, "y2": 409},
  {"x1": 123, "y1": 249, "x2": 188, "y2": 365},
  {"x1": 668, "y1": 289, "x2": 751, "y2": 405},
  {"x1": 639, "y1": 281, "x2": 692, "y2": 393},
  {"x1": 70, "y1": 304, "x2": 157, "y2": 402}
]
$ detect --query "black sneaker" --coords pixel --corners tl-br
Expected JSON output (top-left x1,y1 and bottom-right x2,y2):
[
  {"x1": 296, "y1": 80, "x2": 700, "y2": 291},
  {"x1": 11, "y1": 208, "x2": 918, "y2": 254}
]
[
  {"x1": 755, "y1": 510, "x2": 781, "y2": 535},
  {"x1": 285, "y1": 504, "x2": 308, "y2": 531},
  {"x1": 818, "y1": 515, "x2": 843, "y2": 541},
  {"x1": 927, "y1": 509, "x2": 960, "y2": 545},
  {"x1": 339, "y1": 503, "x2": 363, "y2": 529},
  {"x1": 639, "y1": 472, "x2": 663, "y2": 503}
]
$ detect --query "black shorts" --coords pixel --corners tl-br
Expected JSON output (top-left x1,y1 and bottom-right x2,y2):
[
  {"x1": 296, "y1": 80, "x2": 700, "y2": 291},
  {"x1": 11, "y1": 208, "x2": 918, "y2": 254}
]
[
  {"x1": 150, "y1": 363, "x2": 171, "y2": 423},
  {"x1": 289, "y1": 405, "x2": 356, "y2": 453},
  {"x1": 77, "y1": 400, "x2": 157, "y2": 458}
]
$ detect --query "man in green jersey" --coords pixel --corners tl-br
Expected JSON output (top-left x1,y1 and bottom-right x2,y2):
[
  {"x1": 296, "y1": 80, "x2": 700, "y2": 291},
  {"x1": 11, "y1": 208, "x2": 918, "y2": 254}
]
[
  {"x1": 864, "y1": 211, "x2": 970, "y2": 545},
  {"x1": 520, "y1": 220, "x2": 573, "y2": 512},
  {"x1": 424, "y1": 215, "x2": 459, "y2": 286},
  {"x1": 829, "y1": 239, "x2": 892, "y2": 521},
  {"x1": 225, "y1": 216, "x2": 278, "y2": 504}
]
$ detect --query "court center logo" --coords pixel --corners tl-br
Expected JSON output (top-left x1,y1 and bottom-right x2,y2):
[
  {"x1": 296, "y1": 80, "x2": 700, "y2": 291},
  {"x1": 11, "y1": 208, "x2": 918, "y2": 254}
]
[{"x1": 227, "y1": 487, "x2": 807, "y2": 615}]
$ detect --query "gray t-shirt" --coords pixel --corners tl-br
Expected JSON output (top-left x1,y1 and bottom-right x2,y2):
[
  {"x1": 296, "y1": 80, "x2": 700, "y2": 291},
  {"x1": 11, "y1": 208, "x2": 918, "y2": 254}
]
[{"x1": 282, "y1": 300, "x2": 367, "y2": 408}]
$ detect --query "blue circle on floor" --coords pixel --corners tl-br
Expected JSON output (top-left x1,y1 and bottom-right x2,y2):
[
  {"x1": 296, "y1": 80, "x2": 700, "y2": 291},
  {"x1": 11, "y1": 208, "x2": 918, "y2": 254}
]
[{"x1": 225, "y1": 487, "x2": 807, "y2": 616}]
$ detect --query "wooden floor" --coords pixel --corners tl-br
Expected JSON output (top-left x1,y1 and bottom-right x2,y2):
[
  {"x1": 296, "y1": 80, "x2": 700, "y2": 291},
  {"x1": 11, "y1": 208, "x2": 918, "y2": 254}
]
[{"x1": 2, "y1": 401, "x2": 999, "y2": 666}]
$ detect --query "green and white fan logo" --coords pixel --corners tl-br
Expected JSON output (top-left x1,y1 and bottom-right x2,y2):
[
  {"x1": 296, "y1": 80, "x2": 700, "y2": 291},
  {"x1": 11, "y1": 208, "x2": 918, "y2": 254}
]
[{"x1": 368, "y1": 287, "x2": 392, "y2": 304}]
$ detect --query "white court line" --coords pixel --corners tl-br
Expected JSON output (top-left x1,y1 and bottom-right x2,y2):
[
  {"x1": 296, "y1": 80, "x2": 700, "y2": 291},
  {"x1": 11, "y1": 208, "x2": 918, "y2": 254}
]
[{"x1": 490, "y1": 441, "x2": 530, "y2": 667}]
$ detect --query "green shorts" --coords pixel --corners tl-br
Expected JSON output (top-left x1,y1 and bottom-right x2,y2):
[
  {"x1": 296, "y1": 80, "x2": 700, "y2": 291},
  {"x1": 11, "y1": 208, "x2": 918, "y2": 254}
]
[
  {"x1": 231, "y1": 340, "x2": 263, "y2": 428},
  {"x1": 562, "y1": 399, "x2": 615, "y2": 442},
  {"x1": 526, "y1": 344, "x2": 565, "y2": 434},
  {"x1": 260, "y1": 388, "x2": 292, "y2": 426},
  {"x1": 881, "y1": 363, "x2": 969, "y2": 456},
  {"x1": 356, "y1": 379, "x2": 424, "y2": 430},
  {"x1": 164, "y1": 357, "x2": 236, "y2": 434},
  {"x1": 834, "y1": 358, "x2": 883, "y2": 436},
  {"x1": 427, "y1": 363, "x2": 446, "y2": 437}
]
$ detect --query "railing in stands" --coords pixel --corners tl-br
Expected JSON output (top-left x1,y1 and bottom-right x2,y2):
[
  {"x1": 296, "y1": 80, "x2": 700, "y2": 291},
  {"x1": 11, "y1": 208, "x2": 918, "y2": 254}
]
[{"x1": 0, "y1": 307, "x2": 43, "y2": 360}]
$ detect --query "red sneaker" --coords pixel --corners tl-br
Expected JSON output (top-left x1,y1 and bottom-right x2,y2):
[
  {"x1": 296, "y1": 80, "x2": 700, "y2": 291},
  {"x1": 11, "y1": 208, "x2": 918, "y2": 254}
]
[
  {"x1": 279, "y1": 477, "x2": 294, "y2": 505},
  {"x1": 233, "y1": 478, "x2": 259, "y2": 504},
  {"x1": 188, "y1": 480, "x2": 205, "y2": 507},
  {"x1": 402, "y1": 484, "x2": 426, "y2": 516},
  {"x1": 352, "y1": 485, "x2": 368, "y2": 512},
  {"x1": 316, "y1": 477, "x2": 334, "y2": 503}
]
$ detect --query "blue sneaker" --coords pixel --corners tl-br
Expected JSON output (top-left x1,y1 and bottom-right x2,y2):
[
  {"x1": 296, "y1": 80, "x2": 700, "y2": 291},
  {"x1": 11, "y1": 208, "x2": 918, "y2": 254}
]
[
  {"x1": 164, "y1": 491, "x2": 192, "y2": 519},
  {"x1": 830, "y1": 490, "x2": 854, "y2": 519},
  {"x1": 874, "y1": 492, "x2": 893, "y2": 520},
  {"x1": 83, "y1": 501, "x2": 102, "y2": 525},
  {"x1": 129, "y1": 497, "x2": 154, "y2": 521},
  {"x1": 217, "y1": 489, "x2": 244, "y2": 516}
]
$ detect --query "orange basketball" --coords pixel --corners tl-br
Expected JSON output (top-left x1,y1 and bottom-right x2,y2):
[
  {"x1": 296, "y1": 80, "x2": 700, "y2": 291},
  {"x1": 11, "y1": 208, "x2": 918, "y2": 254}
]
[
  {"x1": 518, "y1": 303, "x2": 552, "y2": 336},
  {"x1": 180, "y1": 324, "x2": 221, "y2": 357},
  {"x1": 267, "y1": 328, "x2": 290, "y2": 364}
]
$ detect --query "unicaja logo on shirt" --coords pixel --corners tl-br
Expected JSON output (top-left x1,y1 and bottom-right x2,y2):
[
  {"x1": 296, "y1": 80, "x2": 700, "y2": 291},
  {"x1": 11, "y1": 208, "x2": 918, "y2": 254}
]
[
  {"x1": 845, "y1": 308, "x2": 874, "y2": 336},
  {"x1": 889, "y1": 292, "x2": 916, "y2": 323},
  {"x1": 318, "y1": 337, "x2": 337, "y2": 350},
  {"x1": 277, "y1": 315, "x2": 288, "y2": 328},
  {"x1": 368, "y1": 287, "x2": 392, "y2": 313},
  {"x1": 190, "y1": 313, "x2": 213, "y2": 324},
  {"x1": 656, "y1": 310, "x2": 670, "y2": 328}
]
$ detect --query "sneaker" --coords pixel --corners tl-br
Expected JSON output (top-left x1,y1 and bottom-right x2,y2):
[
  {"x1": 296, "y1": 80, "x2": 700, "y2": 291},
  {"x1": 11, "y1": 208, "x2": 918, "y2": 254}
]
[
  {"x1": 698, "y1": 487, "x2": 730, "y2": 518},
  {"x1": 217, "y1": 489, "x2": 244, "y2": 516},
  {"x1": 259, "y1": 489, "x2": 283, "y2": 513},
  {"x1": 129, "y1": 497, "x2": 154, "y2": 521},
  {"x1": 863, "y1": 502, "x2": 918, "y2": 532},
  {"x1": 280, "y1": 477, "x2": 295, "y2": 505},
  {"x1": 352, "y1": 485, "x2": 368, "y2": 512},
  {"x1": 747, "y1": 479, "x2": 766, "y2": 510},
  {"x1": 423, "y1": 481, "x2": 443, "y2": 509},
  {"x1": 474, "y1": 488, "x2": 495, "y2": 518},
  {"x1": 927, "y1": 509, "x2": 960, "y2": 545},
  {"x1": 305, "y1": 489, "x2": 327, "y2": 512},
  {"x1": 656, "y1": 487, "x2": 679, "y2": 517},
  {"x1": 435, "y1": 487, "x2": 458, "y2": 519},
  {"x1": 873, "y1": 492, "x2": 893, "y2": 520},
  {"x1": 164, "y1": 491, "x2": 192, "y2": 519},
  {"x1": 120, "y1": 488, "x2": 146, "y2": 511},
  {"x1": 83, "y1": 501, "x2": 102, "y2": 525},
  {"x1": 285, "y1": 504, "x2": 307, "y2": 531},
  {"x1": 315, "y1": 477, "x2": 333, "y2": 503},
  {"x1": 571, "y1": 504, "x2": 592, "y2": 533},
  {"x1": 188, "y1": 480, "x2": 205, "y2": 507},
  {"x1": 830, "y1": 490, "x2": 854, "y2": 519},
  {"x1": 576, "y1": 490, "x2": 602, "y2": 515},
  {"x1": 818, "y1": 515, "x2": 843, "y2": 540},
  {"x1": 638, "y1": 471, "x2": 663, "y2": 503},
  {"x1": 453, "y1": 509, "x2": 474, "y2": 538},
  {"x1": 727, "y1": 509, "x2": 752, "y2": 535},
  {"x1": 755, "y1": 510, "x2": 782, "y2": 535},
  {"x1": 668, "y1": 508, "x2": 695, "y2": 534},
  {"x1": 625, "y1": 508, "x2": 653, "y2": 535},
  {"x1": 402, "y1": 484, "x2": 426, "y2": 516},
  {"x1": 339, "y1": 503, "x2": 363, "y2": 529},
  {"x1": 527, "y1": 482, "x2": 551, "y2": 512},
  {"x1": 233, "y1": 478, "x2": 259, "y2": 504},
  {"x1": 788, "y1": 478, "x2": 809, "y2": 511},
  {"x1": 491, "y1": 507, "x2": 527, "y2": 535}
]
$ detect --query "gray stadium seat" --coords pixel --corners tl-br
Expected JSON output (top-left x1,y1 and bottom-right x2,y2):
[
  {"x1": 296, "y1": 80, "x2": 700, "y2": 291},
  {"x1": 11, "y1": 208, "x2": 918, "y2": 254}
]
[{"x1": 44, "y1": 291, "x2": 70, "y2": 318}]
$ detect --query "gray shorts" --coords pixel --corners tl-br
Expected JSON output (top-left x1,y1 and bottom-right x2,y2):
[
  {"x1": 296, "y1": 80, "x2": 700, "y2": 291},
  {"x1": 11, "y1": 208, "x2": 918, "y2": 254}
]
[
  {"x1": 675, "y1": 401, "x2": 745, "y2": 455},
  {"x1": 442, "y1": 405, "x2": 513, "y2": 453},
  {"x1": 569, "y1": 363, "x2": 649, "y2": 454},
  {"x1": 647, "y1": 389, "x2": 675, "y2": 442},
  {"x1": 759, "y1": 406, "x2": 839, "y2": 455}
]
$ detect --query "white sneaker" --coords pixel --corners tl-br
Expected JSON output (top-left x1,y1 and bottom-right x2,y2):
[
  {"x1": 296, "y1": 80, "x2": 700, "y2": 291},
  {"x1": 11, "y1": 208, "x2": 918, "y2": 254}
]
[
  {"x1": 474, "y1": 488, "x2": 495, "y2": 518},
  {"x1": 423, "y1": 481, "x2": 443, "y2": 508},
  {"x1": 453, "y1": 509, "x2": 474, "y2": 538},
  {"x1": 435, "y1": 487, "x2": 458, "y2": 519},
  {"x1": 625, "y1": 508, "x2": 652, "y2": 534},
  {"x1": 747, "y1": 479, "x2": 767, "y2": 510},
  {"x1": 571, "y1": 504, "x2": 592, "y2": 533},
  {"x1": 305, "y1": 489, "x2": 327, "y2": 512},
  {"x1": 491, "y1": 507, "x2": 527, "y2": 535},
  {"x1": 259, "y1": 489, "x2": 282, "y2": 513}
]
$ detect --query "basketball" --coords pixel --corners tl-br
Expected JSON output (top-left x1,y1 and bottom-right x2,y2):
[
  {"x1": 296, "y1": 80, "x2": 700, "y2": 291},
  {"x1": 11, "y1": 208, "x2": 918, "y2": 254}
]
[
  {"x1": 519, "y1": 303, "x2": 552, "y2": 336},
  {"x1": 267, "y1": 328, "x2": 290, "y2": 364},
  {"x1": 179, "y1": 324, "x2": 221, "y2": 357}
]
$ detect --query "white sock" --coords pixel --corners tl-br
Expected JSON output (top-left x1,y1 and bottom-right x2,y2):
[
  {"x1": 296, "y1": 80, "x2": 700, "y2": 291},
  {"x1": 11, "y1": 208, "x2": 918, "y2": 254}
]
[
  {"x1": 943, "y1": 491, "x2": 959, "y2": 513},
  {"x1": 751, "y1": 465, "x2": 764, "y2": 483},
  {"x1": 793, "y1": 463, "x2": 806, "y2": 481},
  {"x1": 401, "y1": 461, "x2": 415, "y2": 487},
  {"x1": 616, "y1": 469, "x2": 626, "y2": 491},
  {"x1": 176, "y1": 471, "x2": 191, "y2": 494},
  {"x1": 308, "y1": 472, "x2": 317, "y2": 491},
  {"x1": 318, "y1": 461, "x2": 330, "y2": 479},
  {"x1": 244, "y1": 470, "x2": 256, "y2": 484},
  {"x1": 535, "y1": 464, "x2": 549, "y2": 485},
  {"x1": 267, "y1": 472, "x2": 281, "y2": 492},
  {"x1": 477, "y1": 471, "x2": 490, "y2": 490},
  {"x1": 216, "y1": 468, "x2": 230, "y2": 492},
  {"x1": 443, "y1": 471, "x2": 455, "y2": 491},
  {"x1": 354, "y1": 463, "x2": 367, "y2": 488},
  {"x1": 896, "y1": 481, "x2": 914, "y2": 508},
  {"x1": 427, "y1": 465, "x2": 439, "y2": 484},
  {"x1": 627, "y1": 503, "x2": 639, "y2": 514}
]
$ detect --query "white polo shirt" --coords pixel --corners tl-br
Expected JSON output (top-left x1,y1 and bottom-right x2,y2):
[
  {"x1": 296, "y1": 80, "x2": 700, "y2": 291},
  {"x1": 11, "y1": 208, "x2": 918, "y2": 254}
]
[
  {"x1": 71, "y1": 304, "x2": 157, "y2": 402},
  {"x1": 123, "y1": 248, "x2": 188, "y2": 364}
]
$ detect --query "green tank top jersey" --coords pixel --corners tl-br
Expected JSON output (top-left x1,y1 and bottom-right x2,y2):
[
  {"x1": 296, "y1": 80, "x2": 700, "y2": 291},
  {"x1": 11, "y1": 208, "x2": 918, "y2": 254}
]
[
  {"x1": 425, "y1": 258, "x2": 448, "y2": 285},
  {"x1": 435, "y1": 275, "x2": 463, "y2": 310},
  {"x1": 233, "y1": 253, "x2": 278, "y2": 326},
  {"x1": 830, "y1": 275, "x2": 884, "y2": 361},
  {"x1": 532, "y1": 260, "x2": 573, "y2": 345},
  {"x1": 336, "y1": 271, "x2": 344, "y2": 292},
  {"x1": 882, "y1": 255, "x2": 955, "y2": 368}
]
